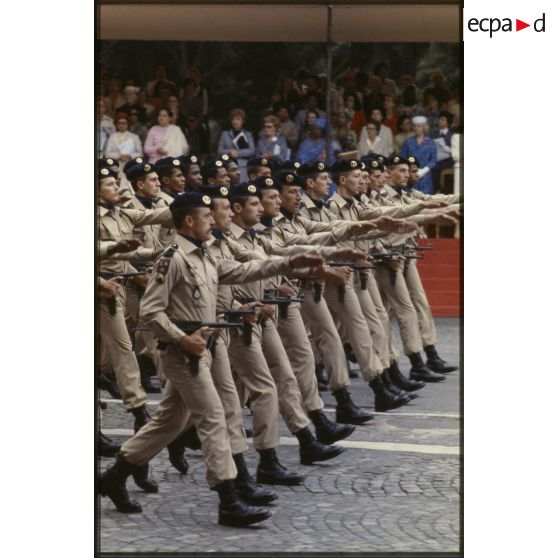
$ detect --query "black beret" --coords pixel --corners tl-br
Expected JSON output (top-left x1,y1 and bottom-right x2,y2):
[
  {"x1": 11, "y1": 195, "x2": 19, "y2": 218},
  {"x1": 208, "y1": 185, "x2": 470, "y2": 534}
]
[
  {"x1": 254, "y1": 175, "x2": 281, "y2": 191},
  {"x1": 406, "y1": 155, "x2": 420, "y2": 167},
  {"x1": 98, "y1": 166, "x2": 117, "y2": 180},
  {"x1": 273, "y1": 170, "x2": 306, "y2": 188},
  {"x1": 229, "y1": 182, "x2": 262, "y2": 200},
  {"x1": 329, "y1": 159, "x2": 361, "y2": 175},
  {"x1": 123, "y1": 157, "x2": 145, "y2": 174},
  {"x1": 247, "y1": 157, "x2": 276, "y2": 170},
  {"x1": 201, "y1": 159, "x2": 226, "y2": 173},
  {"x1": 298, "y1": 161, "x2": 328, "y2": 177},
  {"x1": 219, "y1": 153, "x2": 238, "y2": 166},
  {"x1": 178, "y1": 154, "x2": 201, "y2": 170},
  {"x1": 386, "y1": 155, "x2": 410, "y2": 167},
  {"x1": 368, "y1": 159, "x2": 385, "y2": 172},
  {"x1": 126, "y1": 162, "x2": 157, "y2": 182},
  {"x1": 99, "y1": 157, "x2": 118, "y2": 168},
  {"x1": 169, "y1": 191, "x2": 212, "y2": 211},
  {"x1": 200, "y1": 184, "x2": 230, "y2": 199},
  {"x1": 155, "y1": 156, "x2": 184, "y2": 171},
  {"x1": 278, "y1": 160, "x2": 302, "y2": 172}
]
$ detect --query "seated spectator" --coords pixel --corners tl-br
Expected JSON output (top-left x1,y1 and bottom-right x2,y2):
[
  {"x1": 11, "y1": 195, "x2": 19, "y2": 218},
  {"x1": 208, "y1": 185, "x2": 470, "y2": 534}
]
[
  {"x1": 383, "y1": 94, "x2": 399, "y2": 137},
  {"x1": 422, "y1": 89, "x2": 441, "y2": 133},
  {"x1": 104, "y1": 112, "x2": 143, "y2": 164},
  {"x1": 137, "y1": 89, "x2": 156, "y2": 123},
  {"x1": 330, "y1": 112, "x2": 358, "y2": 153},
  {"x1": 184, "y1": 67, "x2": 209, "y2": 119},
  {"x1": 115, "y1": 86, "x2": 146, "y2": 122},
  {"x1": 394, "y1": 115, "x2": 414, "y2": 154},
  {"x1": 296, "y1": 119, "x2": 333, "y2": 165},
  {"x1": 256, "y1": 115, "x2": 289, "y2": 163},
  {"x1": 429, "y1": 69, "x2": 451, "y2": 105},
  {"x1": 217, "y1": 108, "x2": 255, "y2": 182},
  {"x1": 297, "y1": 109, "x2": 320, "y2": 144},
  {"x1": 431, "y1": 111, "x2": 455, "y2": 190},
  {"x1": 358, "y1": 120, "x2": 390, "y2": 158},
  {"x1": 446, "y1": 81, "x2": 461, "y2": 131},
  {"x1": 128, "y1": 109, "x2": 149, "y2": 144},
  {"x1": 278, "y1": 76, "x2": 302, "y2": 117},
  {"x1": 104, "y1": 78, "x2": 125, "y2": 117},
  {"x1": 401, "y1": 115, "x2": 437, "y2": 194},
  {"x1": 179, "y1": 78, "x2": 203, "y2": 121},
  {"x1": 362, "y1": 75, "x2": 384, "y2": 117},
  {"x1": 98, "y1": 97, "x2": 116, "y2": 158},
  {"x1": 165, "y1": 94, "x2": 187, "y2": 130},
  {"x1": 184, "y1": 117, "x2": 203, "y2": 157},
  {"x1": 273, "y1": 103, "x2": 298, "y2": 151},
  {"x1": 147, "y1": 64, "x2": 177, "y2": 101},
  {"x1": 343, "y1": 91, "x2": 366, "y2": 136},
  {"x1": 373, "y1": 62, "x2": 398, "y2": 97},
  {"x1": 359, "y1": 108, "x2": 394, "y2": 156},
  {"x1": 294, "y1": 92, "x2": 326, "y2": 130},
  {"x1": 398, "y1": 84, "x2": 423, "y2": 119},
  {"x1": 143, "y1": 107, "x2": 189, "y2": 164}
]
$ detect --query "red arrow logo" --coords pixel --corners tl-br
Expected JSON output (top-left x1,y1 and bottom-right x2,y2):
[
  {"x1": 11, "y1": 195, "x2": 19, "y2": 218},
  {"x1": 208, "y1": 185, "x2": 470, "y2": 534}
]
[{"x1": 516, "y1": 19, "x2": 531, "y2": 31}]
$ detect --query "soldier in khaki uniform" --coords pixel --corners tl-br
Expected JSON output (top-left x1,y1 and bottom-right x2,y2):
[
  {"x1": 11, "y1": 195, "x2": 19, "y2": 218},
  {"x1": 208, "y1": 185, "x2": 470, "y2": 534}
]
[
  {"x1": 98, "y1": 164, "x2": 175, "y2": 431},
  {"x1": 177, "y1": 154, "x2": 203, "y2": 191},
  {"x1": 201, "y1": 159, "x2": 232, "y2": 188},
  {"x1": 247, "y1": 156, "x2": 274, "y2": 181},
  {"x1": 100, "y1": 191, "x2": 324, "y2": 526},
  {"x1": 220, "y1": 154, "x2": 241, "y2": 186}
]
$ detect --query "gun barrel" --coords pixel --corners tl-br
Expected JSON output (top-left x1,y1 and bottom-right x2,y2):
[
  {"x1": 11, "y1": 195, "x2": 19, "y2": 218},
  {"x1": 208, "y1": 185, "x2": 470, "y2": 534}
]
[{"x1": 172, "y1": 321, "x2": 243, "y2": 331}]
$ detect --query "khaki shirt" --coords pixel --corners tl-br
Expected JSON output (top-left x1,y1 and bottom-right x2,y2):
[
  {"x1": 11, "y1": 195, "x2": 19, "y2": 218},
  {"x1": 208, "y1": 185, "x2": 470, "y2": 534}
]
[{"x1": 139, "y1": 234, "x2": 295, "y2": 345}]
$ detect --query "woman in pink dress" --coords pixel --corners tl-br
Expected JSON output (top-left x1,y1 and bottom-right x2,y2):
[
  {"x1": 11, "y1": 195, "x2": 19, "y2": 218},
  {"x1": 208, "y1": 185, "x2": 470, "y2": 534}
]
[{"x1": 143, "y1": 107, "x2": 189, "y2": 164}]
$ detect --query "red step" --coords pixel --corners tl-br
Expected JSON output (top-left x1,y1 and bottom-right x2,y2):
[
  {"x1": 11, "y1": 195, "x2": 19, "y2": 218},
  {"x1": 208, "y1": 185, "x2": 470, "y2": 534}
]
[{"x1": 415, "y1": 239, "x2": 461, "y2": 317}]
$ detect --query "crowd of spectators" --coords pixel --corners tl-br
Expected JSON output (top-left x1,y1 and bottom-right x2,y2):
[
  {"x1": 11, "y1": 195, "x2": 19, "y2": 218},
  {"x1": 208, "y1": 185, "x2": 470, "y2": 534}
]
[{"x1": 98, "y1": 62, "x2": 461, "y2": 192}]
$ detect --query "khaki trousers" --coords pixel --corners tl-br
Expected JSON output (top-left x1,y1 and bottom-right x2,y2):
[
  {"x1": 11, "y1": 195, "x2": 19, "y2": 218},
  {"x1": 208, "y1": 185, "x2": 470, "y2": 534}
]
[
  {"x1": 260, "y1": 321, "x2": 311, "y2": 433},
  {"x1": 211, "y1": 335, "x2": 248, "y2": 455},
  {"x1": 276, "y1": 303, "x2": 324, "y2": 413},
  {"x1": 227, "y1": 325, "x2": 281, "y2": 450},
  {"x1": 323, "y1": 281, "x2": 381, "y2": 382},
  {"x1": 99, "y1": 290, "x2": 147, "y2": 411},
  {"x1": 367, "y1": 274, "x2": 392, "y2": 369},
  {"x1": 300, "y1": 284, "x2": 350, "y2": 391},
  {"x1": 125, "y1": 282, "x2": 166, "y2": 383},
  {"x1": 404, "y1": 259, "x2": 437, "y2": 347},
  {"x1": 121, "y1": 347, "x2": 237, "y2": 487},
  {"x1": 374, "y1": 264, "x2": 423, "y2": 356}
]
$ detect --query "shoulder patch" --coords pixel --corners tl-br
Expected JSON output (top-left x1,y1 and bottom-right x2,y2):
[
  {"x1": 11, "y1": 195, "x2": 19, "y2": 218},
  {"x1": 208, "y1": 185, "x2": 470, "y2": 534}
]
[{"x1": 155, "y1": 244, "x2": 178, "y2": 282}]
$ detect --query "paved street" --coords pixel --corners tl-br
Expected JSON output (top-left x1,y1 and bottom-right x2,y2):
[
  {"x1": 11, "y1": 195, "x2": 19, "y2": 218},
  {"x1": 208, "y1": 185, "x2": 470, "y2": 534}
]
[{"x1": 98, "y1": 317, "x2": 461, "y2": 554}]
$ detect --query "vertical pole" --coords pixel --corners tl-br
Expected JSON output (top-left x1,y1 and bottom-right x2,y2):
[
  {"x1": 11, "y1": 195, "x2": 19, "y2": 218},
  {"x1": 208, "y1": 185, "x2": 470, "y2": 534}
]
[{"x1": 325, "y1": 4, "x2": 333, "y2": 165}]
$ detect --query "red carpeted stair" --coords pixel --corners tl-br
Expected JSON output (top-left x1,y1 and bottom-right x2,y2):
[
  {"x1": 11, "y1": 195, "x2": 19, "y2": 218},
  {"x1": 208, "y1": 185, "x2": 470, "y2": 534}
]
[{"x1": 416, "y1": 238, "x2": 461, "y2": 317}]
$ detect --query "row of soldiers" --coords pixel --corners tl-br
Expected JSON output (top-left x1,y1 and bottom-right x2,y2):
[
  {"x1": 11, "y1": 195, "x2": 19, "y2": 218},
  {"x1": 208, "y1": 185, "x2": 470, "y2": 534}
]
[{"x1": 97, "y1": 150, "x2": 461, "y2": 527}]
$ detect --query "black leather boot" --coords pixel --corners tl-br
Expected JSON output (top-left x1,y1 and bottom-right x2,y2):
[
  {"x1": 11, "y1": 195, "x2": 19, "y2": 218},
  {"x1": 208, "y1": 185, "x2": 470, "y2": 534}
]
[
  {"x1": 131, "y1": 463, "x2": 158, "y2": 493},
  {"x1": 381, "y1": 370, "x2": 417, "y2": 401},
  {"x1": 99, "y1": 455, "x2": 142, "y2": 513},
  {"x1": 213, "y1": 479, "x2": 272, "y2": 527},
  {"x1": 424, "y1": 345, "x2": 458, "y2": 373},
  {"x1": 309, "y1": 409, "x2": 355, "y2": 444},
  {"x1": 388, "y1": 361, "x2": 425, "y2": 391},
  {"x1": 244, "y1": 427, "x2": 253, "y2": 439},
  {"x1": 182, "y1": 426, "x2": 202, "y2": 450},
  {"x1": 233, "y1": 453, "x2": 277, "y2": 505},
  {"x1": 130, "y1": 405, "x2": 151, "y2": 433},
  {"x1": 332, "y1": 387, "x2": 374, "y2": 425},
  {"x1": 99, "y1": 432, "x2": 121, "y2": 458},
  {"x1": 409, "y1": 352, "x2": 445, "y2": 382},
  {"x1": 315, "y1": 363, "x2": 328, "y2": 392},
  {"x1": 256, "y1": 448, "x2": 304, "y2": 486},
  {"x1": 369, "y1": 376, "x2": 409, "y2": 411},
  {"x1": 138, "y1": 356, "x2": 161, "y2": 394},
  {"x1": 295, "y1": 426, "x2": 344, "y2": 465},
  {"x1": 99, "y1": 373, "x2": 121, "y2": 399},
  {"x1": 167, "y1": 433, "x2": 189, "y2": 475},
  {"x1": 343, "y1": 343, "x2": 360, "y2": 378}
]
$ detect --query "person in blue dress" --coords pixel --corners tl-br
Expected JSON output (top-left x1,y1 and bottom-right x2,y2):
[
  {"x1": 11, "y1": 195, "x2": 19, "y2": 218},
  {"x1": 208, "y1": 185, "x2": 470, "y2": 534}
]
[
  {"x1": 400, "y1": 115, "x2": 437, "y2": 194},
  {"x1": 296, "y1": 119, "x2": 335, "y2": 166}
]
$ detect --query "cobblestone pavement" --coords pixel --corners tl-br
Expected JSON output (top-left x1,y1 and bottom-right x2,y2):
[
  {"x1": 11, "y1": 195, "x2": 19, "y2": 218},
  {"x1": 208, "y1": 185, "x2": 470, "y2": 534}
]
[{"x1": 98, "y1": 318, "x2": 461, "y2": 553}]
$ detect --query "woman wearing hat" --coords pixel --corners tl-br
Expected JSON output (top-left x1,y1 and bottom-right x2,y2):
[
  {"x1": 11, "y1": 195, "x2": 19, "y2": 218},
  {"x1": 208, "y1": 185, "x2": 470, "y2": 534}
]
[
  {"x1": 143, "y1": 107, "x2": 189, "y2": 164},
  {"x1": 104, "y1": 112, "x2": 143, "y2": 174},
  {"x1": 296, "y1": 118, "x2": 332, "y2": 165},
  {"x1": 400, "y1": 115, "x2": 437, "y2": 194},
  {"x1": 256, "y1": 116, "x2": 289, "y2": 163}
]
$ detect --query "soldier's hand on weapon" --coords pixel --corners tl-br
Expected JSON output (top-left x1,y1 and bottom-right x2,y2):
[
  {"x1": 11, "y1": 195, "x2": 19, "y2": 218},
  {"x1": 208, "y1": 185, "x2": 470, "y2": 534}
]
[
  {"x1": 179, "y1": 327, "x2": 208, "y2": 358},
  {"x1": 289, "y1": 253, "x2": 325, "y2": 269},
  {"x1": 419, "y1": 200, "x2": 448, "y2": 209},
  {"x1": 107, "y1": 238, "x2": 142, "y2": 255},
  {"x1": 239, "y1": 303, "x2": 262, "y2": 325},
  {"x1": 212, "y1": 315, "x2": 225, "y2": 340},
  {"x1": 99, "y1": 277, "x2": 120, "y2": 300},
  {"x1": 258, "y1": 305, "x2": 275, "y2": 320},
  {"x1": 277, "y1": 283, "x2": 297, "y2": 297},
  {"x1": 323, "y1": 265, "x2": 351, "y2": 285},
  {"x1": 331, "y1": 248, "x2": 368, "y2": 264},
  {"x1": 387, "y1": 259, "x2": 405, "y2": 272},
  {"x1": 347, "y1": 221, "x2": 378, "y2": 236},
  {"x1": 132, "y1": 274, "x2": 149, "y2": 288}
]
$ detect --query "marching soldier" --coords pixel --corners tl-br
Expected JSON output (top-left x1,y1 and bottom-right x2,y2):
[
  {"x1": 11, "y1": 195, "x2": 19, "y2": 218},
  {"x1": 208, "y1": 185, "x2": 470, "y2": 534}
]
[{"x1": 100, "y1": 191, "x2": 325, "y2": 526}]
